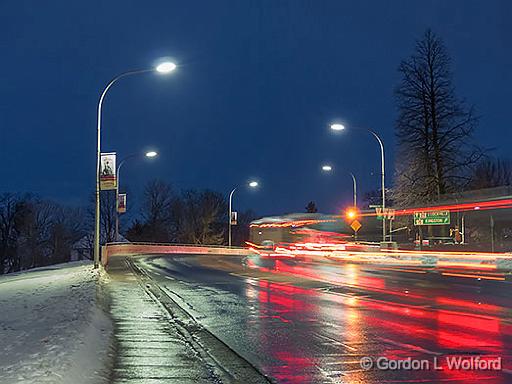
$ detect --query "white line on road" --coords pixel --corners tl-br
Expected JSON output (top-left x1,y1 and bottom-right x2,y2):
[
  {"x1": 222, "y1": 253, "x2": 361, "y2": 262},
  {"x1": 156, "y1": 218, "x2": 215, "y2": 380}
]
[
  {"x1": 314, "y1": 332, "x2": 358, "y2": 351},
  {"x1": 379, "y1": 337, "x2": 441, "y2": 356}
]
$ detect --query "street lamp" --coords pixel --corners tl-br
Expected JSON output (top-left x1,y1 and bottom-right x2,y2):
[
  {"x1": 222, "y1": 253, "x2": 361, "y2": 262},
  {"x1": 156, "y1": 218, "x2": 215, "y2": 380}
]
[
  {"x1": 156, "y1": 62, "x2": 177, "y2": 73},
  {"x1": 115, "y1": 151, "x2": 159, "y2": 241},
  {"x1": 321, "y1": 164, "x2": 357, "y2": 209},
  {"x1": 330, "y1": 123, "x2": 345, "y2": 131},
  {"x1": 94, "y1": 61, "x2": 176, "y2": 269},
  {"x1": 329, "y1": 122, "x2": 386, "y2": 242},
  {"x1": 229, "y1": 180, "x2": 259, "y2": 247}
]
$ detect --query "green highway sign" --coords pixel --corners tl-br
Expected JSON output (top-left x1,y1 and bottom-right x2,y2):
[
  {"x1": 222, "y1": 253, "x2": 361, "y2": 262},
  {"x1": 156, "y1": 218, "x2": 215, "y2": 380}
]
[{"x1": 413, "y1": 210, "x2": 450, "y2": 226}]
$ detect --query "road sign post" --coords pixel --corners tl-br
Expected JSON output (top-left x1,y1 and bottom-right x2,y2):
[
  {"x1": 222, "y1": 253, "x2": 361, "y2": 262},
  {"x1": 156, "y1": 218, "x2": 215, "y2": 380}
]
[
  {"x1": 350, "y1": 219, "x2": 362, "y2": 233},
  {"x1": 413, "y1": 210, "x2": 450, "y2": 226}
]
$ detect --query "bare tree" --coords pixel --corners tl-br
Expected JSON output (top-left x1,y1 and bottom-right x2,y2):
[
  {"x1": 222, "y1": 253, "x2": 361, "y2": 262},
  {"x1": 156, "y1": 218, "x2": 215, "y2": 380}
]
[
  {"x1": 126, "y1": 180, "x2": 175, "y2": 242},
  {"x1": 363, "y1": 189, "x2": 382, "y2": 207},
  {"x1": 0, "y1": 193, "x2": 88, "y2": 273},
  {"x1": 394, "y1": 29, "x2": 482, "y2": 207},
  {"x1": 7, "y1": 197, "x2": 88, "y2": 271},
  {"x1": 232, "y1": 209, "x2": 257, "y2": 246},
  {"x1": 87, "y1": 190, "x2": 117, "y2": 245},
  {"x1": 195, "y1": 190, "x2": 227, "y2": 244},
  {"x1": 100, "y1": 191, "x2": 117, "y2": 243},
  {"x1": 126, "y1": 181, "x2": 228, "y2": 245},
  {"x1": 174, "y1": 189, "x2": 226, "y2": 245},
  {"x1": 363, "y1": 188, "x2": 393, "y2": 208},
  {"x1": 470, "y1": 157, "x2": 512, "y2": 189},
  {"x1": 0, "y1": 194, "x2": 23, "y2": 274},
  {"x1": 49, "y1": 205, "x2": 87, "y2": 263},
  {"x1": 142, "y1": 180, "x2": 174, "y2": 224},
  {"x1": 142, "y1": 180, "x2": 175, "y2": 241},
  {"x1": 15, "y1": 199, "x2": 53, "y2": 269},
  {"x1": 305, "y1": 201, "x2": 318, "y2": 213}
]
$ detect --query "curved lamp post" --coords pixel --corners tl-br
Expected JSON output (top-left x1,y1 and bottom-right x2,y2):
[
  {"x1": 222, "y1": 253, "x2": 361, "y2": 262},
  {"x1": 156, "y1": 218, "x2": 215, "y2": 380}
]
[
  {"x1": 115, "y1": 151, "x2": 158, "y2": 241},
  {"x1": 330, "y1": 123, "x2": 386, "y2": 242},
  {"x1": 94, "y1": 62, "x2": 176, "y2": 268},
  {"x1": 321, "y1": 164, "x2": 357, "y2": 208},
  {"x1": 229, "y1": 180, "x2": 259, "y2": 247}
]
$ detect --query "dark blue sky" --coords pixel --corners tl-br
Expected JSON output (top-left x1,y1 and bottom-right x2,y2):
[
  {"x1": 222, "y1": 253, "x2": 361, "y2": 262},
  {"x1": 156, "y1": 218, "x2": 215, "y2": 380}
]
[{"x1": 1, "y1": 1, "x2": 511, "y2": 216}]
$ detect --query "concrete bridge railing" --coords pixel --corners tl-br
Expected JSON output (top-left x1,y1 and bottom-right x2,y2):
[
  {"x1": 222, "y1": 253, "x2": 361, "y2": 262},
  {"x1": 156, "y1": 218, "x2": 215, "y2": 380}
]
[{"x1": 101, "y1": 242, "x2": 252, "y2": 266}]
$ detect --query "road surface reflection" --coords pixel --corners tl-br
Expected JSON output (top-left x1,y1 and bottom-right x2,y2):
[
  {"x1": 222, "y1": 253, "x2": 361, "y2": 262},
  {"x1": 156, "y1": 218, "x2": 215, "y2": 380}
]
[{"x1": 243, "y1": 254, "x2": 511, "y2": 383}]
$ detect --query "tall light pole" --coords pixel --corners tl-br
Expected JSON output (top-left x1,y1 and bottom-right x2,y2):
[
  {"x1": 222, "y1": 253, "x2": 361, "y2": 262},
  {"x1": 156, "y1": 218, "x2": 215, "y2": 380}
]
[
  {"x1": 322, "y1": 164, "x2": 358, "y2": 240},
  {"x1": 229, "y1": 180, "x2": 259, "y2": 247},
  {"x1": 94, "y1": 62, "x2": 176, "y2": 269},
  {"x1": 330, "y1": 123, "x2": 386, "y2": 242},
  {"x1": 349, "y1": 172, "x2": 357, "y2": 208},
  {"x1": 321, "y1": 164, "x2": 357, "y2": 208},
  {"x1": 115, "y1": 151, "x2": 158, "y2": 241}
]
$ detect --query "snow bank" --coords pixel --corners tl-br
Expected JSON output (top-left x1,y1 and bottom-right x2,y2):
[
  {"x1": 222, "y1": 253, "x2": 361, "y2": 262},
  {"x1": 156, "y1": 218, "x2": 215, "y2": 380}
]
[{"x1": 0, "y1": 261, "x2": 113, "y2": 384}]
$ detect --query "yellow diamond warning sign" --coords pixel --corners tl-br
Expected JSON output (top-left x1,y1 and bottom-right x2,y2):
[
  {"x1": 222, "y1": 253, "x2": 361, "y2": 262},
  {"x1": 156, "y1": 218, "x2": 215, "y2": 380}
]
[{"x1": 350, "y1": 219, "x2": 362, "y2": 232}]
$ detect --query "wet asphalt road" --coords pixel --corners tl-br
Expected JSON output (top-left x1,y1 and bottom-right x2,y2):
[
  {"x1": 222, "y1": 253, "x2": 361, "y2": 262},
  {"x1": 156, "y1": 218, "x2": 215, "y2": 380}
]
[{"x1": 134, "y1": 253, "x2": 512, "y2": 384}]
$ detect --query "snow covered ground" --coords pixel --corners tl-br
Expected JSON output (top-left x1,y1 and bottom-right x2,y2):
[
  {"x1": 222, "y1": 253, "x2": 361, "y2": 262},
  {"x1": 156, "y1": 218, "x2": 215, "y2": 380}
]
[{"x1": 0, "y1": 261, "x2": 113, "y2": 384}]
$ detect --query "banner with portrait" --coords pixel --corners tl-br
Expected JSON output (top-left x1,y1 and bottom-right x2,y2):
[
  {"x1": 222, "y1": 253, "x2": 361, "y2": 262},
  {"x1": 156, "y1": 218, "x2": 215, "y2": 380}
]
[
  {"x1": 100, "y1": 152, "x2": 117, "y2": 190},
  {"x1": 230, "y1": 211, "x2": 238, "y2": 225},
  {"x1": 118, "y1": 193, "x2": 127, "y2": 213}
]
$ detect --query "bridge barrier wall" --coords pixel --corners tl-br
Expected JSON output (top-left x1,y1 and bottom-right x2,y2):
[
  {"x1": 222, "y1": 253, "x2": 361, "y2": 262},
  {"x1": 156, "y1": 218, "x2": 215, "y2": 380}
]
[
  {"x1": 102, "y1": 242, "x2": 252, "y2": 267},
  {"x1": 101, "y1": 242, "x2": 512, "y2": 275}
]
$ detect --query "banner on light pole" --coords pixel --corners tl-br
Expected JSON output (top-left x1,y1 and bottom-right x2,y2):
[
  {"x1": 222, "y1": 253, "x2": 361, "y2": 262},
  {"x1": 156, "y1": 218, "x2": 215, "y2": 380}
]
[
  {"x1": 230, "y1": 211, "x2": 238, "y2": 225},
  {"x1": 118, "y1": 193, "x2": 127, "y2": 213},
  {"x1": 100, "y1": 152, "x2": 117, "y2": 190}
]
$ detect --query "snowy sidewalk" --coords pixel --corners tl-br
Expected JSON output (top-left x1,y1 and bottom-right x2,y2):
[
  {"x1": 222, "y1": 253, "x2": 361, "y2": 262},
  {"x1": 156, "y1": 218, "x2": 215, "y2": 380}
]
[
  {"x1": 105, "y1": 258, "x2": 220, "y2": 384},
  {"x1": 0, "y1": 261, "x2": 113, "y2": 384}
]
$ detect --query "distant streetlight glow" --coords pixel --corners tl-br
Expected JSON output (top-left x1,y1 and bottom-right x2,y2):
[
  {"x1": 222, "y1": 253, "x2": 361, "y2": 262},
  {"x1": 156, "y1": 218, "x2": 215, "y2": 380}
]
[
  {"x1": 346, "y1": 208, "x2": 358, "y2": 220},
  {"x1": 115, "y1": 150, "x2": 160, "y2": 241},
  {"x1": 330, "y1": 123, "x2": 345, "y2": 131},
  {"x1": 321, "y1": 164, "x2": 357, "y2": 209},
  {"x1": 328, "y1": 121, "x2": 386, "y2": 241},
  {"x1": 155, "y1": 62, "x2": 177, "y2": 73},
  {"x1": 229, "y1": 179, "x2": 261, "y2": 247}
]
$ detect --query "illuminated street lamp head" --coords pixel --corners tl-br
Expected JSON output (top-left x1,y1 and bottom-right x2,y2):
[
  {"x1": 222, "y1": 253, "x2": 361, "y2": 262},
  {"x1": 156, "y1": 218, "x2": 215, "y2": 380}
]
[
  {"x1": 145, "y1": 151, "x2": 158, "y2": 158},
  {"x1": 155, "y1": 62, "x2": 177, "y2": 74},
  {"x1": 345, "y1": 208, "x2": 358, "y2": 220},
  {"x1": 248, "y1": 181, "x2": 259, "y2": 188},
  {"x1": 321, "y1": 165, "x2": 332, "y2": 172},
  {"x1": 330, "y1": 123, "x2": 345, "y2": 131}
]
